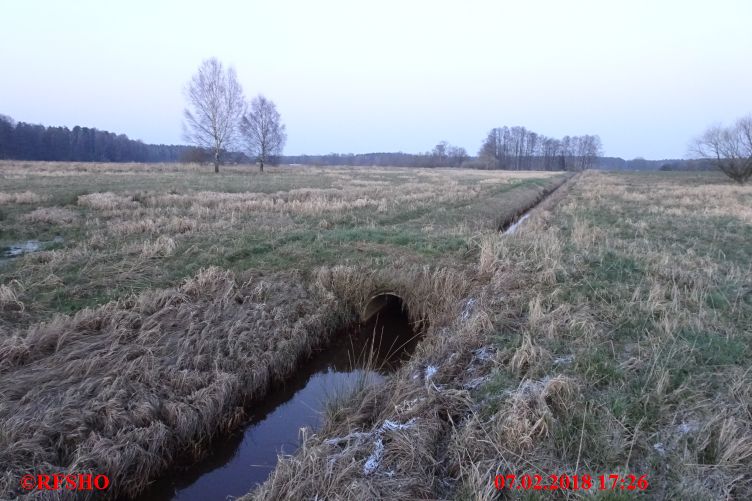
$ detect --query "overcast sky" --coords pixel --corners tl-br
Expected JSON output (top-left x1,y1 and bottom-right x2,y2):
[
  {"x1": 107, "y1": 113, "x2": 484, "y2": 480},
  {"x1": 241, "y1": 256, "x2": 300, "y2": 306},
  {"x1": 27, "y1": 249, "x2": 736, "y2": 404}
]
[{"x1": 2, "y1": 0, "x2": 751, "y2": 159}]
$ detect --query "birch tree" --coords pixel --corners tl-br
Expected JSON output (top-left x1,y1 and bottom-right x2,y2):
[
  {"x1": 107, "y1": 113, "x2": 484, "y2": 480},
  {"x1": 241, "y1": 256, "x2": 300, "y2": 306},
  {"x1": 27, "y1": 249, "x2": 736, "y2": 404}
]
[
  {"x1": 240, "y1": 95, "x2": 286, "y2": 172},
  {"x1": 183, "y1": 58, "x2": 246, "y2": 173}
]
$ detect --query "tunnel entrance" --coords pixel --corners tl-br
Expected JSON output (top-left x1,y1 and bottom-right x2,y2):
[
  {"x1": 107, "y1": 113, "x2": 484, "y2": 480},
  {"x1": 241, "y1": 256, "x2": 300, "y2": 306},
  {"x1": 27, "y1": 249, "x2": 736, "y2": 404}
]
[{"x1": 137, "y1": 295, "x2": 421, "y2": 500}]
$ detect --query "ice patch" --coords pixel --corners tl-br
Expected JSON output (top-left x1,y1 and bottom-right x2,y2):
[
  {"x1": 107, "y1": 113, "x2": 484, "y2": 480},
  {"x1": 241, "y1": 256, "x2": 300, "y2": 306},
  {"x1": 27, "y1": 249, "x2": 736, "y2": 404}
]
[
  {"x1": 363, "y1": 438, "x2": 384, "y2": 475},
  {"x1": 425, "y1": 365, "x2": 438, "y2": 381}
]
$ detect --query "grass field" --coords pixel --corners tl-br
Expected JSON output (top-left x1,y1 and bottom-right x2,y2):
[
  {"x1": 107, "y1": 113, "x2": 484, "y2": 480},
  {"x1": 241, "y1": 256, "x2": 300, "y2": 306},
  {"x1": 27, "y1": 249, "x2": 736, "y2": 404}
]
[
  {"x1": 0, "y1": 161, "x2": 562, "y2": 329},
  {"x1": 0, "y1": 161, "x2": 565, "y2": 499},
  {"x1": 244, "y1": 170, "x2": 752, "y2": 500},
  {"x1": 1, "y1": 164, "x2": 749, "y2": 500}
]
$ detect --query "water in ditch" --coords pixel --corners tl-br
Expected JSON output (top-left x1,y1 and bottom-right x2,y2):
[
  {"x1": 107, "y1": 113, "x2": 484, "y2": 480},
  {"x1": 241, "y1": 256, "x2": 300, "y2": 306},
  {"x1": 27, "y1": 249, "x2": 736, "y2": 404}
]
[{"x1": 139, "y1": 295, "x2": 419, "y2": 500}]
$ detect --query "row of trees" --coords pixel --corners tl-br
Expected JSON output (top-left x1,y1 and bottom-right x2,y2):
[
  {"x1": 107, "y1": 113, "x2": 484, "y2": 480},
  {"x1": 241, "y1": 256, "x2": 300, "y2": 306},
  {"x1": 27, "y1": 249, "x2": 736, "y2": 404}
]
[
  {"x1": 0, "y1": 115, "x2": 192, "y2": 162},
  {"x1": 597, "y1": 156, "x2": 714, "y2": 171},
  {"x1": 282, "y1": 150, "x2": 461, "y2": 168},
  {"x1": 429, "y1": 141, "x2": 468, "y2": 167},
  {"x1": 478, "y1": 126, "x2": 602, "y2": 171},
  {"x1": 183, "y1": 58, "x2": 286, "y2": 173}
]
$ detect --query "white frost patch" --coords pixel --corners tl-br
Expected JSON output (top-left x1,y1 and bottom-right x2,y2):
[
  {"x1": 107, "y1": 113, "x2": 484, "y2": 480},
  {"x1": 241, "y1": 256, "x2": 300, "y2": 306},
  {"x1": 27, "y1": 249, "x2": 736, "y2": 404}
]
[
  {"x1": 362, "y1": 418, "x2": 418, "y2": 475},
  {"x1": 514, "y1": 377, "x2": 546, "y2": 396},
  {"x1": 461, "y1": 298, "x2": 477, "y2": 320},
  {"x1": 472, "y1": 346, "x2": 494, "y2": 363},
  {"x1": 553, "y1": 355, "x2": 575, "y2": 365},
  {"x1": 464, "y1": 376, "x2": 490, "y2": 390},
  {"x1": 324, "y1": 431, "x2": 371, "y2": 446},
  {"x1": 363, "y1": 438, "x2": 384, "y2": 475},
  {"x1": 382, "y1": 418, "x2": 417, "y2": 431},
  {"x1": 425, "y1": 365, "x2": 438, "y2": 381},
  {"x1": 653, "y1": 442, "x2": 666, "y2": 456},
  {"x1": 324, "y1": 418, "x2": 419, "y2": 476},
  {"x1": 677, "y1": 421, "x2": 698, "y2": 435}
]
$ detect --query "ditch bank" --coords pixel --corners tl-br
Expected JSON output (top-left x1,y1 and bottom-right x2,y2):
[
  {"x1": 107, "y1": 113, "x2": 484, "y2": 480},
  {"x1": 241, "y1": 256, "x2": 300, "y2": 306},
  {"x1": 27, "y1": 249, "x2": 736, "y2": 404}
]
[
  {"x1": 0, "y1": 263, "x2": 455, "y2": 501},
  {"x1": 0, "y1": 268, "x2": 352, "y2": 500},
  {"x1": 136, "y1": 295, "x2": 422, "y2": 500}
]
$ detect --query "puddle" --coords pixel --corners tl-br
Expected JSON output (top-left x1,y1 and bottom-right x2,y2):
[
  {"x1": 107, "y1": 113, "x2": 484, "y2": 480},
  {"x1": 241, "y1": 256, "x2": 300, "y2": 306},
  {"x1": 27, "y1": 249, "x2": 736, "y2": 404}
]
[
  {"x1": 137, "y1": 295, "x2": 419, "y2": 500},
  {"x1": 1, "y1": 236, "x2": 64, "y2": 259}
]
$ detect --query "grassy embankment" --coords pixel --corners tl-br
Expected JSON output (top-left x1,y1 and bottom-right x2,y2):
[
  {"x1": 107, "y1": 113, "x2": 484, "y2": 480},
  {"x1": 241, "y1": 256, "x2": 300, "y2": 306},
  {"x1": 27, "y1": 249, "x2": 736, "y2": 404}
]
[
  {"x1": 245, "y1": 171, "x2": 751, "y2": 500},
  {"x1": 0, "y1": 161, "x2": 564, "y2": 499}
]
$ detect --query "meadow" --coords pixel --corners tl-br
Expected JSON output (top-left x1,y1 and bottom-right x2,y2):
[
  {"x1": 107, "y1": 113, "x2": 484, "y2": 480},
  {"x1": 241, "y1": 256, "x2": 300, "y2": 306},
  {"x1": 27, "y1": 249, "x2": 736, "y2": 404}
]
[
  {"x1": 1, "y1": 164, "x2": 749, "y2": 499},
  {"x1": 247, "y1": 170, "x2": 751, "y2": 500},
  {"x1": 0, "y1": 162, "x2": 564, "y2": 499},
  {"x1": 0, "y1": 162, "x2": 560, "y2": 329}
]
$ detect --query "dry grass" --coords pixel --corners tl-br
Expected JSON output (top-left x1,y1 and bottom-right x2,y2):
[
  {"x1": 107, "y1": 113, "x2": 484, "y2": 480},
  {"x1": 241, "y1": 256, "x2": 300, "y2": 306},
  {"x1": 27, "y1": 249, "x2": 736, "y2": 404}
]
[
  {"x1": 0, "y1": 267, "x2": 350, "y2": 499},
  {"x1": 1, "y1": 162, "x2": 562, "y2": 330},
  {"x1": 140, "y1": 235, "x2": 177, "y2": 258},
  {"x1": 0, "y1": 190, "x2": 47, "y2": 204},
  {"x1": 243, "y1": 171, "x2": 751, "y2": 500},
  {"x1": 0, "y1": 282, "x2": 24, "y2": 312},
  {"x1": 244, "y1": 268, "x2": 492, "y2": 501},
  {"x1": 77, "y1": 192, "x2": 139, "y2": 210},
  {"x1": 0, "y1": 161, "x2": 567, "y2": 499},
  {"x1": 20, "y1": 206, "x2": 78, "y2": 225},
  {"x1": 6, "y1": 163, "x2": 746, "y2": 499}
]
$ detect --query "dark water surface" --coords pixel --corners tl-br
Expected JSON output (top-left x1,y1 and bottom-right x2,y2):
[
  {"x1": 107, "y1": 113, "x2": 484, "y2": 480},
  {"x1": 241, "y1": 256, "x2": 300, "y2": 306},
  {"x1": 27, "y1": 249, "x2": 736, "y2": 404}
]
[
  {"x1": 137, "y1": 296, "x2": 418, "y2": 501},
  {"x1": 0, "y1": 236, "x2": 64, "y2": 265}
]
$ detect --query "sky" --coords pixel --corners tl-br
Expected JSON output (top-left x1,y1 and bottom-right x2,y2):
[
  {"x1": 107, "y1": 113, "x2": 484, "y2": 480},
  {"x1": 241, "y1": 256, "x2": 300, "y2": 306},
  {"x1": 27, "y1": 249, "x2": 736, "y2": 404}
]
[{"x1": 2, "y1": 0, "x2": 751, "y2": 159}]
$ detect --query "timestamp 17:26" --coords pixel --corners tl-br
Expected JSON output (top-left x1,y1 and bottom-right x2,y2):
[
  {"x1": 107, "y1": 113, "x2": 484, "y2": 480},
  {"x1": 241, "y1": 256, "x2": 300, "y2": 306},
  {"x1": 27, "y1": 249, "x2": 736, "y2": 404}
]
[{"x1": 494, "y1": 473, "x2": 649, "y2": 491}]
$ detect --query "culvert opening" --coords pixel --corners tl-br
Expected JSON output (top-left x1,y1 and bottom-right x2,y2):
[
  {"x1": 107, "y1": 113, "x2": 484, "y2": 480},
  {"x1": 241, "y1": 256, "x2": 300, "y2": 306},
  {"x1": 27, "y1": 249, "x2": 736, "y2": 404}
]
[
  {"x1": 358, "y1": 293, "x2": 423, "y2": 371},
  {"x1": 137, "y1": 294, "x2": 421, "y2": 501}
]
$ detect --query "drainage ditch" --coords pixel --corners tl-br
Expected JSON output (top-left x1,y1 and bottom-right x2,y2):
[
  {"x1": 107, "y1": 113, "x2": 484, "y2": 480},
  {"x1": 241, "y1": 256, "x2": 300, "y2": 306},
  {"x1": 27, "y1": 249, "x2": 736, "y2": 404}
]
[
  {"x1": 498, "y1": 174, "x2": 574, "y2": 234},
  {"x1": 137, "y1": 294, "x2": 420, "y2": 500}
]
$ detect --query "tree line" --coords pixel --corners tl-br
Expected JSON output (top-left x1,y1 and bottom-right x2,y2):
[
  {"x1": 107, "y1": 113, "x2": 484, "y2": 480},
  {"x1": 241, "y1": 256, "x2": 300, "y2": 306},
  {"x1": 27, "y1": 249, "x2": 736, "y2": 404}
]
[
  {"x1": 0, "y1": 114, "x2": 195, "y2": 163},
  {"x1": 283, "y1": 129, "x2": 602, "y2": 171},
  {"x1": 478, "y1": 126, "x2": 602, "y2": 171},
  {"x1": 282, "y1": 141, "x2": 467, "y2": 168}
]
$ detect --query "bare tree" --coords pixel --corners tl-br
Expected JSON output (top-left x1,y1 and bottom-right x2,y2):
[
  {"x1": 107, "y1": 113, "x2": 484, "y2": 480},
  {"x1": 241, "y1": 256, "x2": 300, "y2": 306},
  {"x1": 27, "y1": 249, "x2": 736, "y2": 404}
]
[
  {"x1": 693, "y1": 115, "x2": 752, "y2": 184},
  {"x1": 183, "y1": 58, "x2": 246, "y2": 173},
  {"x1": 240, "y1": 95, "x2": 286, "y2": 172},
  {"x1": 448, "y1": 145, "x2": 468, "y2": 167}
]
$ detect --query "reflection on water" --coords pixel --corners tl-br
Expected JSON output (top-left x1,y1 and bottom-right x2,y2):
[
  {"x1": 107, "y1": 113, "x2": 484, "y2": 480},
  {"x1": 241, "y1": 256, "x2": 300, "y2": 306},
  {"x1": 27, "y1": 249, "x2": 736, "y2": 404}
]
[{"x1": 138, "y1": 296, "x2": 418, "y2": 501}]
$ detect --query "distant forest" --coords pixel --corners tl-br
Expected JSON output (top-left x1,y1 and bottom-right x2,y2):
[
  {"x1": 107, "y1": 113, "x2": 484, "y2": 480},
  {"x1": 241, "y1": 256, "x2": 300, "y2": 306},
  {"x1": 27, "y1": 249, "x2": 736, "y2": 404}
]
[
  {"x1": 0, "y1": 114, "x2": 198, "y2": 163},
  {"x1": 0, "y1": 114, "x2": 711, "y2": 171},
  {"x1": 598, "y1": 157, "x2": 714, "y2": 171}
]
